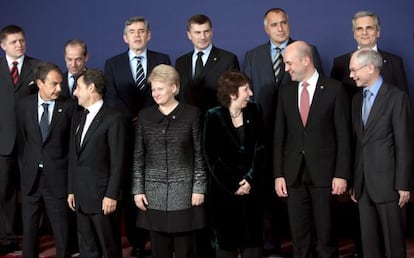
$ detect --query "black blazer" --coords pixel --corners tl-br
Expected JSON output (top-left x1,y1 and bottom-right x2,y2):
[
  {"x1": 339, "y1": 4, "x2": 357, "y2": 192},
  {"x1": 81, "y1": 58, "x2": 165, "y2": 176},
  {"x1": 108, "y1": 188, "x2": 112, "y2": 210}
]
[
  {"x1": 175, "y1": 46, "x2": 240, "y2": 114},
  {"x1": 331, "y1": 49, "x2": 408, "y2": 97},
  {"x1": 68, "y1": 105, "x2": 127, "y2": 214},
  {"x1": 352, "y1": 82, "x2": 414, "y2": 203},
  {"x1": 16, "y1": 95, "x2": 76, "y2": 197},
  {"x1": 243, "y1": 38, "x2": 324, "y2": 133},
  {"x1": 273, "y1": 76, "x2": 352, "y2": 186},
  {"x1": 0, "y1": 56, "x2": 39, "y2": 155},
  {"x1": 104, "y1": 50, "x2": 171, "y2": 120}
]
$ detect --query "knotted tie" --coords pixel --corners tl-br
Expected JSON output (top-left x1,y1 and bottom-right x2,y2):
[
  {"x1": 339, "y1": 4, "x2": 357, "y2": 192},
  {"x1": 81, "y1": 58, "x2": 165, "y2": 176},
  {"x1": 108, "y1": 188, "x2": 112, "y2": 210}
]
[
  {"x1": 135, "y1": 56, "x2": 146, "y2": 91},
  {"x1": 194, "y1": 51, "x2": 204, "y2": 79},
  {"x1": 300, "y1": 82, "x2": 310, "y2": 126},
  {"x1": 39, "y1": 103, "x2": 50, "y2": 142},
  {"x1": 10, "y1": 61, "x2": 19, "y2": 85},
  {"x1": 71, "y1": 75, "x2": 77, "y2": 96},
  {"x1": 76, "y1": 109, "x2": 89, "y2": 148},
  {"x1": 362, "y1": 89, "x2": 373, "y2": 126},
  {"x1": 273, "y1": 47, "x2": 283, "y2": 83}
]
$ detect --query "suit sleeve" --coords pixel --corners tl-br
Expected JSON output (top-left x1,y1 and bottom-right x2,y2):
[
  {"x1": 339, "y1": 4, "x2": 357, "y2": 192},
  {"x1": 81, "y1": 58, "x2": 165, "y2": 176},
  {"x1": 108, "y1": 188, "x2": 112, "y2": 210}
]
[
  {"x1": 132, "y1": 112, "x2": 145, "y2": 194},
  {"x1": 392, "y1": 92, "x2": 414, "y2": 190},
  {"x1": 191, "y1": 109, "x2": 207, "y2": 194},
  {"x1": 273, "y1": 88, "x2": 286, "y2": 179},
  {"x1": 105, "y1": 113, "x2": 127, "y2": 200},
  {"x1": 333, "y1": 83, "x2": 352, "y2": 180}
]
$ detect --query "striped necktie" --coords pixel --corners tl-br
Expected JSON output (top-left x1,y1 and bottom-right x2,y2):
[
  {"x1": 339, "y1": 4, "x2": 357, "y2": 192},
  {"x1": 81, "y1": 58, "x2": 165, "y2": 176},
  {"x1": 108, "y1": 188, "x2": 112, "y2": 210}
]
[
  {"x1": 10, "y1": 61, "x2": 19, "y2": 85},
  {"x1": 135, "y1": 56, "x2": 146, "y2": 91},
  {"x1": 273, "y1": 47, "x2": 283, "y2": 83}
]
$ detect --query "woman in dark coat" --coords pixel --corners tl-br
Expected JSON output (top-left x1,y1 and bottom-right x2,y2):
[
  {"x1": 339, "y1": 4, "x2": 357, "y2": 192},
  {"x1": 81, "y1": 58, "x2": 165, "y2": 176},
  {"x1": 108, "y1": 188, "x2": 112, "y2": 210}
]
[
  {"x1": 203, "y1": 71, "x2": 265, "y2": 258},
  {"x1": 132, "y1": 64, "x2": 206, "y2": 258}
]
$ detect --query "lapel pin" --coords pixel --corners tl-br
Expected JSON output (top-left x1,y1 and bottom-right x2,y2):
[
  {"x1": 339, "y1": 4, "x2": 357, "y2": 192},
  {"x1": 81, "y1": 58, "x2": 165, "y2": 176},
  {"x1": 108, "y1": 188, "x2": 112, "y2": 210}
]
[
  {"x1": 213, "y1": 57, "x2": 217, "y2": 61},
  {"x1": 320, "y1": 85, "x2": 325, "y2": 90},
  {"x1": 246, "y1": 120, "x2": 250, "y2": 124},
  {"x1": 58, "y1": 108, "x2": 63, "y2": 112}
]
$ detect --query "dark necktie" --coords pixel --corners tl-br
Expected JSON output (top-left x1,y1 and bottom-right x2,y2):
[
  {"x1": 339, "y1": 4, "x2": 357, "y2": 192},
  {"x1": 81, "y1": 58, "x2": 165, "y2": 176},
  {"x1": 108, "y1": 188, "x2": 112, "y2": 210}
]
[
  {"x1": 135, "y1": 56, "x2": 146, "y2": 91},
  {"x1": 76, "y1": 109, "x2": 89, "y2": 148},
  {"x1": 10, "y1": 61, "x2": 19, "y2": 86},
  {"x1": 300, "y1": 82, "x2": 310, "y2": 126},
  {"x1": 273, "y1": 47, "x2": 283, "y2": 83},
  {"x1": 71, "y1": 75, "x2": 77, "y2": 96},
  {"x1": 362, "y1": 89, "x2": 373, "y2": 126},
  {"x1": 194, "y1": 51, "x2": 204, "y2": 79},
  {"x1": 39, "y1": 103, "x2": 50, "y2": 142}
]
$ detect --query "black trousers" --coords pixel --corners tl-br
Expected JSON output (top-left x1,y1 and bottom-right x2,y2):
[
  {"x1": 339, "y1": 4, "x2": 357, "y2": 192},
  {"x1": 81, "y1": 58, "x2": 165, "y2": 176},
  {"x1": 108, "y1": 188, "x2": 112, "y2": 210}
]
[
  {"x1": 287, "y1": 185, "x2": 338, "y2": 258},
  {"x1": 0, "y1": 155, "x2": 18, "y2": 246},
  {"x1": 22, "y1": 172, "x2": 69, "y2": 258},
  {"x1": 150, "y1": 230, "x2": 195, "y2": 258},
  {"x1": 358, "y1": 187, "x2": 407, "y2": 258},
  {"x1": 76, "y1": 209, "x2": 122, "y2": 258}
]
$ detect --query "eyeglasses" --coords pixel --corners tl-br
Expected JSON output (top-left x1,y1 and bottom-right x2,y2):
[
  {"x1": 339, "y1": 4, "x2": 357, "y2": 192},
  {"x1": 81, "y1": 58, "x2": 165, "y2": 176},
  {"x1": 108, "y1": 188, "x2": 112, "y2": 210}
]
[{"x1": 349, "y1": 65, "x2": 368, "y2": 73}]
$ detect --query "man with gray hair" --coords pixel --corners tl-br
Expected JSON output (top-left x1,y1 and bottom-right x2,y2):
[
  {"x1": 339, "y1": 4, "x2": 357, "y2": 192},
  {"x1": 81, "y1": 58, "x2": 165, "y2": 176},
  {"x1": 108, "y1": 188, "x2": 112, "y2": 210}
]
[
  {"x1": 331, "y1": 10, "x2": 408, "y2": 97},
  {"x1": 349, "y1": 48, "x2": 413, "y2": 258},
  {"x1": 104, "y1": 16, "x2": 170, "y2": 258}
]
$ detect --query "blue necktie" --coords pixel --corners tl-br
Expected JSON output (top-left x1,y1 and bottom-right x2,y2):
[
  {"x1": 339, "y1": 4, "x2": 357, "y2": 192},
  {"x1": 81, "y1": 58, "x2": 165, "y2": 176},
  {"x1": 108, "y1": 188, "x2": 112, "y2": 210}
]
[
  {"x1": 39, "y1": 103, "x2": 49, "y2": 142},
  {"x1": 362, "y1": 89, "x2": 372, "y2": 125}
]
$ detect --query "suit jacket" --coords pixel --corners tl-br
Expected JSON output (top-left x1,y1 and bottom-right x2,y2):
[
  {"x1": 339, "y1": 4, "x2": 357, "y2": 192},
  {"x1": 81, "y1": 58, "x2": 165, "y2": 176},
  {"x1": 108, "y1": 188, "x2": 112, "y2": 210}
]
[
  {"x1": 352, "y1": 82, "x2": 414, "y2": 203},
  {"x1": 104, "y1": 50, "x2": 171, "y2": 120},
  {"x1": 243, "y1": 38, "x2": 324, "y2": 134},
  {"x1": 273, "y1": 76, "x2": 352, "y2": 186},
  {"x1": 0, "y1": 56, "x2": 39, "y2": 155},
  {"x1": 175, "y1": 46, "x2": 240, "y2": 114},
  {"x1": 68, "y1": 105, "x2": 127, "y2": 214},
  {"x1": 202, "y1": 102, "x2": 265, "y2": 248},
  {"x1": 16, "y1": 95, "x2": 76, "y2": 198},
  {"x1": 331, "y1": 49, "x2": 408, "y2": 97},
  {"x1": 60, "y1": 71, "x2": 71, "y2": 98}
]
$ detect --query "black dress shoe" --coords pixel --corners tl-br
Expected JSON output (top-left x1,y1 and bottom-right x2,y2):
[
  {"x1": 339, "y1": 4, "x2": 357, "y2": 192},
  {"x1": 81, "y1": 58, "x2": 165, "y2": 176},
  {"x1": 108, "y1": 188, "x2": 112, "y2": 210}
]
[{"x1": 0, "y1": 243, "x2": 20, "y2": 255}]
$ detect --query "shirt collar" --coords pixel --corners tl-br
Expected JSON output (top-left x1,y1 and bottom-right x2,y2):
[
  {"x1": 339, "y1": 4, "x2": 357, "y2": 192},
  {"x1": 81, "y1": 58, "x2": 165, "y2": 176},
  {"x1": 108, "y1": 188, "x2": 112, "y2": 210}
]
[
  {"x1": 365, "y1": 76, "x2": 383, "y2": 96},
  {"x1": 85, "y1": 99, "x2": 104, "y2": 114},
  {"x1": 129, "y1": 49, "x2": 147, "y2": 61},
  {"x1": 6, "y1": 55, "x2": 25, "y2": 67},
  {"x1": 270, "y1": 39, "x2": 288, "y2": 51},
  {"x1": 193, "y1": 44, "x2": 213, "y2": 58},
  {"x1": 302, "y1": 70, "x2": 319, "y2": 87}
]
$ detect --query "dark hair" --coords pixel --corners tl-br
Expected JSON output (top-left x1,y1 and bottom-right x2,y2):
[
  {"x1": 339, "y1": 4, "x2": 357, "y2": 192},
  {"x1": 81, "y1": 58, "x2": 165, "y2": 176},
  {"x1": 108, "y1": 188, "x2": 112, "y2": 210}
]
[
  {"x1": 187, "y1": 14, "x2": 212, "y2": 31},
  {"x1": 78, "y1": 69, "x2": 107, "y2": 97},
  {"x1": 0, "y1": 25, "x2": 25, "y2": 42},
  {"x1": 64, "y1": 39, "x2": 88, "y2": 57},
  {"x1": 124, "y1": 16, "x2": 150, "y2": 34},
  {"x1": 34, "y1": 62, "x2": 62, "y2": 82},
  {"x1": 217, "y1": 71, "x2": 251, "y2": 108}
]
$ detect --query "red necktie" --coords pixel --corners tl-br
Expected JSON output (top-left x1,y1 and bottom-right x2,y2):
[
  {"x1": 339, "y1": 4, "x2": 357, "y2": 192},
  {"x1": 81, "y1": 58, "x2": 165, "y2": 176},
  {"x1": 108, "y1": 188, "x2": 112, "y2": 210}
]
[
  {"x1": 300, "y1": 82, "x2": 310, "y2": 126},
  {"x1": 10, "y1": 61, "x2": 19, "y2": 85}
]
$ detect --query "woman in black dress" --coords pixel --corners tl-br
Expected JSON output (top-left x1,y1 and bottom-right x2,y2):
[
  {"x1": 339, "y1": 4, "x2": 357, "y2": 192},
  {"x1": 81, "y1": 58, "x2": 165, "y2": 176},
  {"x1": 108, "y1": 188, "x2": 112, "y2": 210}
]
[{"x1": 203, "y1": 71, "x2": 265, "y2": 258}]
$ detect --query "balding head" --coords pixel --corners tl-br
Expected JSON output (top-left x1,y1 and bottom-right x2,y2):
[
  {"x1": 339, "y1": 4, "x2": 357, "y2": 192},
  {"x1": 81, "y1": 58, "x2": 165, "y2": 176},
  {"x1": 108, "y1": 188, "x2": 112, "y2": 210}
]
[{"x1": 284, "y1": 41, "x2": 315, "y2": 82}]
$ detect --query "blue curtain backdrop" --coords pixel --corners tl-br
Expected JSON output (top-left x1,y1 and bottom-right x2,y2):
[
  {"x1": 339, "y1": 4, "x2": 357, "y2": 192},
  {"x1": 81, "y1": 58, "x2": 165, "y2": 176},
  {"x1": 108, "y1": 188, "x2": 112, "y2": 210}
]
[{"x1": 1, "y1": 0, "x2": 413, "y2": 99}]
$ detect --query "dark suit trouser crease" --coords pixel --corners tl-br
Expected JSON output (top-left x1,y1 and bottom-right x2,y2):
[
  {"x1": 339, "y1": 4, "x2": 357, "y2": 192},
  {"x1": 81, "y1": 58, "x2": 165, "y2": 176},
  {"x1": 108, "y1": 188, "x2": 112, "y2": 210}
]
[
  {"x1": 358, "y1": 187, "x2": 407, "y2": 258},
  {"x1": 0, "y1": 156, "x2": 18, "y2": 245},
  {"x1": 287, "y1": 185, "x2": 338, "y2": 258},
  {"x1": 76, "y1": 209, "x2": 122, "y2": 258},
  {"x1": 22, "y1": 172, "x2": 69, "y2": 258}
]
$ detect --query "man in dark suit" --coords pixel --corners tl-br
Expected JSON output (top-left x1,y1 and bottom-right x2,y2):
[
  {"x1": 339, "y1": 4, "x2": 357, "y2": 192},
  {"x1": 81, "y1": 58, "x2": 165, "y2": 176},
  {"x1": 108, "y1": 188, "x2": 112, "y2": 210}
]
[
  {"x1": 243, "y1": 8, "x2": 324, "y2": 255},
  {"x1": 330, "y1": 11, "x2": 408, "y2": 257},
  {"x1": 331, "y1": 10, "x2": 408, "y2": 97},
  {"x1": 16, "y1": 62, "x2": 75, "y2": 258},
  {"x1": 68, "y1": 69, "x2": 127, "y2": 258},
  {"x1": 61, "y1": 39, "x2": 88, "y2": 98},
  {"x1": 0, "y1": 24, "x2": 39, "y2": 254},
  {"x1": 104, "y1": 16, "x2": 170, "y2": 258},
  {"x1": 349, "y1": 48, "x2": 413, "y2": 258},
  {"x1": 175, "y1": 14, "x2": 240, "y2": 114},
  {"x1": 274, "y1": 41, "x2": 352, "y2": 258}
]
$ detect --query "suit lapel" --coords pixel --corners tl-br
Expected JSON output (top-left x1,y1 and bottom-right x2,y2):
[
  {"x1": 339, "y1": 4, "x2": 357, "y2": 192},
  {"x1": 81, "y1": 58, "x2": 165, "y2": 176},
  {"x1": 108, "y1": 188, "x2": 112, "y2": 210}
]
[
  {"x1": 201, "y1": 46, "x2": 219, "y2": 78},
  {"x1": 306, "y1": 77, "x2": 327, "y2": 126},
  {"x1": 15, "y1": 57, "x2": 34, "y2": 91},
  {"x1": 0, "y1": 58, "x2": 15, "y2": 89},
  {"x1": 364, "y1": 83, "x2": 388, "y2": 130},
  {"x1": 80, "y1": 107, "x2": 104, "y2": 151}
]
